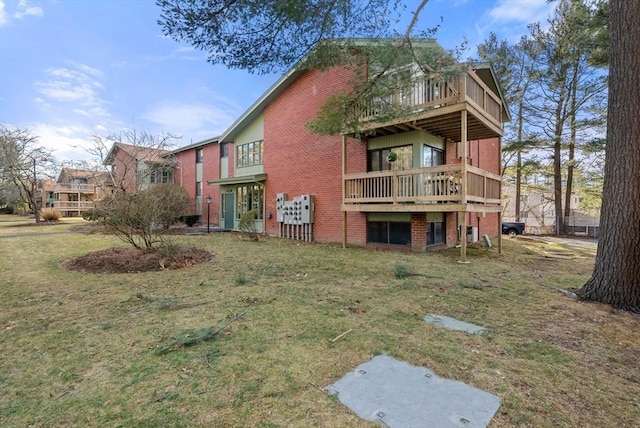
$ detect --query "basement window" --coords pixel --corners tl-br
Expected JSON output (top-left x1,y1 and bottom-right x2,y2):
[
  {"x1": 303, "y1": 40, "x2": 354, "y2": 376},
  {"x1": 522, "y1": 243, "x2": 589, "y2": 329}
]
[{"x1": 367, "y1": 221, "x2": 411, "y2": 246}]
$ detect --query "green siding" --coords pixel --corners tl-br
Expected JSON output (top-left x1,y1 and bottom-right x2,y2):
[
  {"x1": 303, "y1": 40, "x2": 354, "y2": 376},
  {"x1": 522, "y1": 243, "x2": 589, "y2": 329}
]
[
  {"x1": 427, "y1": 212, "x2": 444, "y2": 222},
  {"x1": 368, "y1": 130, "x2": 442, "y2": 150},
  {"x1": 235, "y1": 113, "x2": 264, "y2": 145},
  {"x1": 368, "y1": 130, "x2": 444, "y2": 168},
  {"x1": 235, "y1": 164, "x2": 264, "y2": 175},
  {"x1": 367, "y1": 213, "x2": 412, "y2": 222}
]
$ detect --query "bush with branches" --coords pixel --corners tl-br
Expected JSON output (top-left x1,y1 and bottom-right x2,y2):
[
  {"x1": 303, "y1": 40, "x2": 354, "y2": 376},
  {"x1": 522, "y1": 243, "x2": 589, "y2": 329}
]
[
  {"x1": 100, "y1": 184, "x2": 190, "y2": 250},
  {"x1": 179, "y1": 214, "x2": 200, "y2": 227},
  {"x1": 238, "y1": 209, "x2": 259, "y2": 241},
  {"x1": 40, "y1": 208, "x2": 61, "y2": 222}
]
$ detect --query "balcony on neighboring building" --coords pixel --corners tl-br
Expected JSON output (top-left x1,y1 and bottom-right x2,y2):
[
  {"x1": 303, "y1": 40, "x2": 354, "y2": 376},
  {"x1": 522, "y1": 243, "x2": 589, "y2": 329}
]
[
  {"x1": 54, "y1": 183, "x2": 97, "y2": 193},
  {"x1": 53, "y1": 201, "x2": 95, "y2": 212}
]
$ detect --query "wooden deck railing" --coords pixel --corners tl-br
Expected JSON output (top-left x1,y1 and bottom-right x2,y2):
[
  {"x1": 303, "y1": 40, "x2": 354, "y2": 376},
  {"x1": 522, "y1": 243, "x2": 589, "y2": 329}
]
[
  {"x1": 357, "y1": 70, "x2": 501, "y2": 125},
  {"x1": 54, "y1": 183, "x2": 96, "y2": 193},
  {"x1": 53, "y1": 201, "x2": 95, "y2": 211},
  {"x1": 344, "y1": 165, "x2": 501, "y2": 205}
]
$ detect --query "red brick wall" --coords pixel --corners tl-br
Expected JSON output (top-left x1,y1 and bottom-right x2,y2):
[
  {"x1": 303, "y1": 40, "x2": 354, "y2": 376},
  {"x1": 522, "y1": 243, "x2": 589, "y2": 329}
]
[
  {"x1": 469, "y1": 137, "x2": 501, "y2": 174},
  {"x1": 174, "y1": 144, "x2": 223, "y2": 225},
  {"x1": 113, "y1": 149, "x2": 138, "y2": 193},
  {"x1": 445, "y1": 212, "x2": 458, "y2": 246},
  {"x1": 411, "y1": 213, "x2": 427, "y2": 252},
  {"x1": 262, "y1": 67, "x2": 367, "y2": 245},
  {"x1": 468, "y1": 137, "x2": 501, "y2": 238},
  {"x1": 204, "y1": 144, "x2": 221, "y2": 226},
  {"x1": 174, "y1": 150, "x2": 195, "y2": 197}
]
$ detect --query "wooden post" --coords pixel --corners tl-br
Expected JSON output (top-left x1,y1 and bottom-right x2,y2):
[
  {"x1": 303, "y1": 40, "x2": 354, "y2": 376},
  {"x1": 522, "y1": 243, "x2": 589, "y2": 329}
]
[
  {"x1": 460, "y1": 110, "x2": 468, "y2": 263},
  {"x1": 498, "y1": 211, "x2": 503, "y2": 254},
  {"x1": 342, "y1": 135, "x2": 347, "y2": 249},
  {"x1": 461, "y1": 110, "x2": 468, "y2": 205},
  {"x1": 460, "y1": 212, "x2": 467, "y2": 262},
  {"x1": 498, "y1": 135, "x2": 503, "y2": 255},
  {"x1": 392, "y1": 164, "x2": 398, "y2": 205}
]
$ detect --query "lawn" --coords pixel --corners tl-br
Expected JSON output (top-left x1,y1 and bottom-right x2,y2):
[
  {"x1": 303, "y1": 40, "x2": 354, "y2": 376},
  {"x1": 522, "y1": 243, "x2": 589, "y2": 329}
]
[{"x1": 0, "y1": 214, "x2": 638, "y2": 427}]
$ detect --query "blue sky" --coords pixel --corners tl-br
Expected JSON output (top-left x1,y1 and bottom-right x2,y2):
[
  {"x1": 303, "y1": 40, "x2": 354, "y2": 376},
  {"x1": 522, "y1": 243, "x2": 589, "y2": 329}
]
[{"x1": 0, "y1": 0, "x2": 555, "y2": 162}]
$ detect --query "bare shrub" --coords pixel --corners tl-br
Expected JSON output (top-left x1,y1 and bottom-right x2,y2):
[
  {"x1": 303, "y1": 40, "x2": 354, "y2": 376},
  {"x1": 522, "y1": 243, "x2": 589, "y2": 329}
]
[
  {"x1": 238, "y1": 209, "x2": 259, "y2": 241},
  {"x1": 40, "y1": 208, "x2": 61, "y2": 222},
  {"x1": 100, "y1": 184, "x2": 190, "y2": 250}
]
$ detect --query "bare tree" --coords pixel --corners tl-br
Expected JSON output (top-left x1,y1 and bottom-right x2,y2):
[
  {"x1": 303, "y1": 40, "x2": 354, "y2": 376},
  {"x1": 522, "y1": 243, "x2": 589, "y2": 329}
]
[
  {"x1": 86, "y1": 128, "x2": 181, "y2": 194},
  {"x1": 0, "y1": 125, "x2": 57, "y2": 223}
]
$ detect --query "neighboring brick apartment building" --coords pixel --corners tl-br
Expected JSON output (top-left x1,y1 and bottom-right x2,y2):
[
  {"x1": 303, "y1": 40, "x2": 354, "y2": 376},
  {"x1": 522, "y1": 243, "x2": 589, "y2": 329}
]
[
  {"x1": 104, "y1": 142, "x2": 175, "y2": 193},
  {"x1": 167, "y1": 39, "x2": 509, "y2": 259},
  {"x1": 36, "y1": 168, "x2": 112, "y2": 217}
]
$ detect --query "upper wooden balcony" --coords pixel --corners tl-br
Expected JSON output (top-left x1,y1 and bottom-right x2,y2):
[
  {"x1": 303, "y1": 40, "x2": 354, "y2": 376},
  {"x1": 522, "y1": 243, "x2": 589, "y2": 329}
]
[
  {"x1": 353, "y1": 68, "x2": 505, "y2": 141},
  {"x1": 342, "y1": 164, "x2": 502, "y2": 213},
  {"x1": 54, "y1": 183, "x2": 97, "y2": 194}
]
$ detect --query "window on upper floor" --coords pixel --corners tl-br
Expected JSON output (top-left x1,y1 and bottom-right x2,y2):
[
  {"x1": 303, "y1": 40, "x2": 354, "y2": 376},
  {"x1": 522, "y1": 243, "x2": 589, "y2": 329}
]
[
  {"x1": 220, "y1": 143, "x2": 229, "y2": 158},
  {"x1": 237, "y1": 140, "x2": 263, "y2": 167},
  {"x1": 423, "y1": 145, "x2": 444, "y2": 167},
  {"x1": 368, "y1": 145, "x2": 412, "y2": 172},
  {"x1": 148, "y1": 169, "x2": 173, "y2": 184},
  {"x1": 196, "y1": 148, "x2": 203, "y2": 163},
  {"x1": 196, "y1": 181, "x2": 202, "y2": 197}
]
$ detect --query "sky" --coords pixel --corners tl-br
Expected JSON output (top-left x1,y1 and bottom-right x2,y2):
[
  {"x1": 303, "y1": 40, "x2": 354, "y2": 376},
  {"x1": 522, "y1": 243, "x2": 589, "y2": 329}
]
[{"x1": 0, "y1": 0, "x2": 556, "y2": 163}]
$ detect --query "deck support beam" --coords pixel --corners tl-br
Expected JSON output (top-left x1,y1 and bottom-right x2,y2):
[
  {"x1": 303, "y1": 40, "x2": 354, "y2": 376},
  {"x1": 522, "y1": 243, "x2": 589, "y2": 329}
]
[
  {"x1": 498, "y1": 211, "x2": 503, "y2": 254},
  {"x1": 459, "y1": 110, "x2": 468, "y2": 262},
  {"x1": 342, "y1": 135, "x2": 348, "y2": 249}
]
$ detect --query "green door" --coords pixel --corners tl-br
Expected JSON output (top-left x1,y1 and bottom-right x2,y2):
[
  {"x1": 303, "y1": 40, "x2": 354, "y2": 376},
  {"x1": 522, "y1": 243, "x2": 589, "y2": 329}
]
[{"x1": 223, "y1": 193, "x2": 234, "y2": 229}]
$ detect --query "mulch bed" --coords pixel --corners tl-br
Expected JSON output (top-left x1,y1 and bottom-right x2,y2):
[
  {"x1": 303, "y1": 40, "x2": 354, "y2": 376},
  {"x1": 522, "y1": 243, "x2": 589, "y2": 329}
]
[{"x1": 61, "y1": 246, "x2": 214, "y2": 274}]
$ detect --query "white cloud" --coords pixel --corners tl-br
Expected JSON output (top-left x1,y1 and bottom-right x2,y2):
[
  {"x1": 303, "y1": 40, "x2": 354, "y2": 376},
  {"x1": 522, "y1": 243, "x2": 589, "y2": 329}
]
[
  {"x1": 0, "y1": 1, "x2": 8, "y2": 26},
  {"x1": 472, "y1": 0, "x2": 555, "y2": 45},
  {"x1": 36, "y1": 63, "x2": 110, "y2": 118},
  {"x1": 143, "y1": 102, "x2": 235, "y2": 138},
  {"x1": 488, "y1": 0, "x2": 554, "y2": 24},
  {"x1": 13, "y1": 0, "x2": 43, "y2": 20},
  {"x1": 30, "y1": 123, "x2": 95, "y2": 161}
]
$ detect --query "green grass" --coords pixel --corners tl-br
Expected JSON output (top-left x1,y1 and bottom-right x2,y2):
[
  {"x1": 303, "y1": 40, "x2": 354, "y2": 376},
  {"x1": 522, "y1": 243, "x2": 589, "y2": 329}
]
[{"x1": 1, "y1": 214, "x2": 639, "y2": 427}]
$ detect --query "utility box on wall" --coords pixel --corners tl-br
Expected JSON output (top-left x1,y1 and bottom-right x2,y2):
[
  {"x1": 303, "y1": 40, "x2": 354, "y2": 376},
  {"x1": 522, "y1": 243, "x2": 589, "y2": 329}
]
[
  {"x1": 276, "y1": 193, "x2": 287, "y2": 222},
  {"x1": 276, "y1": 193, "x2": 316, "y2": 241},
  {"x1": 300, "y1": 194, "x2": 315, "y2": 223}
]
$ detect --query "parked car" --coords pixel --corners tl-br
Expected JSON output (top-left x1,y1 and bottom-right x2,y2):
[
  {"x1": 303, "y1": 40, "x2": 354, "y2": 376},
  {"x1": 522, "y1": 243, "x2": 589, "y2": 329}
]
[{"x1": 502, "y1": 222, "x2": 525, "y2": 236}]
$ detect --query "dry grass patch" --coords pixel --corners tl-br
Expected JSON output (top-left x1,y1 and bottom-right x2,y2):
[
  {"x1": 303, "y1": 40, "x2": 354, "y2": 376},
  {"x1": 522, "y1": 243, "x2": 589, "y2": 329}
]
[{"x1": 0, "y1": 216, "x2": 638, "y2": 427}]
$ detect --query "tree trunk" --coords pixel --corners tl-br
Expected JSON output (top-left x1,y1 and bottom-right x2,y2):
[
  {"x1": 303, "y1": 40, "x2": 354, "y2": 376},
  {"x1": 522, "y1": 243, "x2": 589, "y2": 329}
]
[
  {"x1": 577, "y1": 0, "x2": 640, "y2": 313},
  {"x1": 515, "y1": 98, "x2": 524, "y2": 222},
  {"x1": 564, "y1": 61, "x2": 579, "y2": 229},
  {"x1": 553, "y1": 97, "x2": 565, "y2": 235}
]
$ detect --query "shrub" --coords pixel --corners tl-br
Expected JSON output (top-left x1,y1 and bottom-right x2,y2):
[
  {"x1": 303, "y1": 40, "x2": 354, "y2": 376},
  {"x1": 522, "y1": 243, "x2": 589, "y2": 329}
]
[
  {"x1": 41, "y1": 208, "x2": 61, "y2": 222},
  {"x1": 145, "y1": 185, "x2": 192, "y2": 229},
  {"x1": 82, "y1": 208, "x2": 107, "y2": 222},
  {"x1": 394, "y1": 263, "x2": 408, "y2": 279},
  {"x1": 180, "y1": 214, "x2": 200, "y2": 227},
  {"x1": 101, "y1": 185, "x2": 191, "y2": 250},
  {"x1": 238, "y1": 209, "x2": 259, "y2": 241}
]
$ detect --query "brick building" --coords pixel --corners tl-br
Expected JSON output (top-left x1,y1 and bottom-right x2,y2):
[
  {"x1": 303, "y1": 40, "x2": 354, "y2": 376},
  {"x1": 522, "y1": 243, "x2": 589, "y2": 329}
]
[
  {"x1": 168, "y1": 39, "x2": 509, "y2": 259},
  {"x1": 36, "y1": 168, "x2": 112, "y2": 217},
  {"x1": 104, "y1": 142, "x2": 174, "y2": 193}
]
